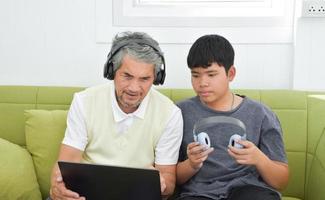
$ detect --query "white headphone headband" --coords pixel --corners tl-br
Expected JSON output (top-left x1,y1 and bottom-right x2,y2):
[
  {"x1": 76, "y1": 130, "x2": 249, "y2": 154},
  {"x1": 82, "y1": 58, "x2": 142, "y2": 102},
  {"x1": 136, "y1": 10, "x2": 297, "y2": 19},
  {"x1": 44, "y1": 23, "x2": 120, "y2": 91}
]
[{"x1": 193, "y1": 116, "x2": 246, "y2": 137}]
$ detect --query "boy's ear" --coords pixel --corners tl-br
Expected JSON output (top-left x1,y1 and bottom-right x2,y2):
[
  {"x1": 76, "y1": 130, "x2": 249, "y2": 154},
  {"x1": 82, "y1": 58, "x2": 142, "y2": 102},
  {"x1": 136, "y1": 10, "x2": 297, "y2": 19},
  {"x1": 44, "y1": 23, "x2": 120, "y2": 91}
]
[{"x1": 227, "y1": 66, "x2": 236, "y2": 81}]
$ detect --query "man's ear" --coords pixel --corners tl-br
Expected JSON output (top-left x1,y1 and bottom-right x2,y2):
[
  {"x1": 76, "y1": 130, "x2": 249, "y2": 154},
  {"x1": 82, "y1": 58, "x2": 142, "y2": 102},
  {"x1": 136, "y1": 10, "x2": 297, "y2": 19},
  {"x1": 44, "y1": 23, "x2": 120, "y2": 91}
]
[{"x1": 227, "y1": 66, "x2": 236, "y2": 81}]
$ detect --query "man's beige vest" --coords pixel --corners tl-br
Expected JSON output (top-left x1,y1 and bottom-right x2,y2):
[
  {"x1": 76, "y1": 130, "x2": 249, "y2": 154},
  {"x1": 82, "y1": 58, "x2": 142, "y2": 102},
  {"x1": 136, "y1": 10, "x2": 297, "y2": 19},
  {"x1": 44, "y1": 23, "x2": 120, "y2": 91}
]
[{"x1": 80, "y1": 84, "x2": 174, "y2": 168}]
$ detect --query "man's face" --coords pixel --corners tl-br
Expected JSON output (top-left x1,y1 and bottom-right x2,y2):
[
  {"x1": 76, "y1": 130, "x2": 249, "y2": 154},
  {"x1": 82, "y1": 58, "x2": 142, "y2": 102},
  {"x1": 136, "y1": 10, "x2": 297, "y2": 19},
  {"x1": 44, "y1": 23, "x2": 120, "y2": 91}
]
[
  {"x1": 114, "y1": 55, "x2": 155, "y2": 113},
  {"x1": 191, "y1": 63, "x2": 234, "y2": 109}
]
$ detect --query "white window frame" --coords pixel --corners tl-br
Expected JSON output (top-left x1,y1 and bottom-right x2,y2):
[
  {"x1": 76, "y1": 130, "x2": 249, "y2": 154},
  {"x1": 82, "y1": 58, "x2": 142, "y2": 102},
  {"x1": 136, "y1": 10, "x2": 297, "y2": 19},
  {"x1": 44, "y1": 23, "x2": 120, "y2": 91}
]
[{"x1": 95, "y1": 0, "x2": 295, "y2": 44}]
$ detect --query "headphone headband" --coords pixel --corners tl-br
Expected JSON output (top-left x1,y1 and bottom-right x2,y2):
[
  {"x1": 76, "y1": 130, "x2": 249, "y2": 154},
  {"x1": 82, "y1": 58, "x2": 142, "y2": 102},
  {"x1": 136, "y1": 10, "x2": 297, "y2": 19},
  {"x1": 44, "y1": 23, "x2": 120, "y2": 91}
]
[
  {"x1": 110, "y1": 39, "x2": 164, "y2": 57},
  {"x1": 193, "y1": 116, "x2": 246, "y2": 137},
  {"x1": 103, "y1": 38, "x2": 166, "y2": 85}
]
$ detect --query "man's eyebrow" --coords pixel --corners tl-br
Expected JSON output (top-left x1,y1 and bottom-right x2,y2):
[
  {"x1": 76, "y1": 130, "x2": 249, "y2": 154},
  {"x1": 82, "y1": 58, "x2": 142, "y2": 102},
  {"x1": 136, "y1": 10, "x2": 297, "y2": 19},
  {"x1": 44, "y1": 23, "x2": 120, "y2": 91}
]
[
  {"x1": 140, "y1": 75, "x2": 152, "y2": 79},
  {"x1": 123, "y1": 72, "x2": 133, "y2": 76}
]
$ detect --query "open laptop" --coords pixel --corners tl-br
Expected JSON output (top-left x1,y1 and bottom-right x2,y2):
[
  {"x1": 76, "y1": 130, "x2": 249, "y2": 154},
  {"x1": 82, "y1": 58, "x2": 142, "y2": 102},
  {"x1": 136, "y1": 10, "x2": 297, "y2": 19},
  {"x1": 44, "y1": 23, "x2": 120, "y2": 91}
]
[{"x1": 58, "y1": 161, "x2": 162, "y2": 200}]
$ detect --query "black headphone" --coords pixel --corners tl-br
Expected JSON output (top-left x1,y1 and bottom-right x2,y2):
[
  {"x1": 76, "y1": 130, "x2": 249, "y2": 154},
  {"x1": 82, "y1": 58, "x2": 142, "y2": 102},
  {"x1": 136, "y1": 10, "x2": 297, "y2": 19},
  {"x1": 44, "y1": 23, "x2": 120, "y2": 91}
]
[{"x1": 103, "y1": 39, "x2": 166, "y2": 85}]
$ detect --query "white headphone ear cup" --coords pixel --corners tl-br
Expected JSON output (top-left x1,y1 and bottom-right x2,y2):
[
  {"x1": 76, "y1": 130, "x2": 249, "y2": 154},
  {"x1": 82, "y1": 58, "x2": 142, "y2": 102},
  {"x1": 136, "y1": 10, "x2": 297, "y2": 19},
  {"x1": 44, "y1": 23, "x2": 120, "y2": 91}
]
[
  {"x1": 229, "y1": 134, "x2": 244, "y2": 149},
  {"x1": 197, "y1": 132, "x2": 211, "y2": 149}
]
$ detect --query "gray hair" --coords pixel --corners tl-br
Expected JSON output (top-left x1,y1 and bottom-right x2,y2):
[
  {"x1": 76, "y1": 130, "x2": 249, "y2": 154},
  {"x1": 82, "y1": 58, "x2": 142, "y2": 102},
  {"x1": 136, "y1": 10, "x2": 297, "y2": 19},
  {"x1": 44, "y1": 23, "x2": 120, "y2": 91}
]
[{"x1": 110, "y1": 32, "x2": 163, "y2": 78}]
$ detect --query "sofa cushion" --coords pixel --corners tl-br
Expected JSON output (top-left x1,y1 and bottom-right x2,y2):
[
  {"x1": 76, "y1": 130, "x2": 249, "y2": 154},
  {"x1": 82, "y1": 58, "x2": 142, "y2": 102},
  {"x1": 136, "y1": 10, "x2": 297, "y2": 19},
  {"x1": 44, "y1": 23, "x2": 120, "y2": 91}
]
[
  {"x1": 282, "y1": 197, "x2": 302, "y2": 200},
  {"x1": 0, "y1": 138, "x2": 42, "y2": 200},
  {"x1": 25, "y1": 109, "x2": 68, "y2": 199}
]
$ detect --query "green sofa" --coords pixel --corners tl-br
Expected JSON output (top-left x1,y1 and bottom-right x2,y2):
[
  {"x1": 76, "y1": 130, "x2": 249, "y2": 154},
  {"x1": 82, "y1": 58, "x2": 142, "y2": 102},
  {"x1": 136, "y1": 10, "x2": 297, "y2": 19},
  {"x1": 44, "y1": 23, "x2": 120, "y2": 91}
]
[{"x1": 1, "y1": 86, "x2": 325, "y2": 200}]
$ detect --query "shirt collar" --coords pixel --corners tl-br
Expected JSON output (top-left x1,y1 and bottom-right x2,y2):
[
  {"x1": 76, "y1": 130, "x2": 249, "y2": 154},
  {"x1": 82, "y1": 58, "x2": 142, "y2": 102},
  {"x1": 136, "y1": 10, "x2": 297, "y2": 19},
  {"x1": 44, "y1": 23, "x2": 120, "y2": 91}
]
[{"x1": 111, "y1": 82, "x2": 149, "y2": 122}]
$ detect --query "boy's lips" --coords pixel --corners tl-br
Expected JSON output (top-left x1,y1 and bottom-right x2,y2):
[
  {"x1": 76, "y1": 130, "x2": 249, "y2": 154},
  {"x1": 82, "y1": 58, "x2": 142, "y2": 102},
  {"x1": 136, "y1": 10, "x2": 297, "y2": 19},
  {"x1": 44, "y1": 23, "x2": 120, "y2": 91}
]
[{"x1": 199, "y1": 91, "x2": 211, "y2": 97}]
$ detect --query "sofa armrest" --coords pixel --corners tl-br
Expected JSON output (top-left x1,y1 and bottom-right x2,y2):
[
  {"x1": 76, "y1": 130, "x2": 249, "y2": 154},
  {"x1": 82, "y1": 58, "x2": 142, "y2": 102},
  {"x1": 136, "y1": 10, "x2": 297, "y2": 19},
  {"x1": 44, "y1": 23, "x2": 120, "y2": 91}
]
[{"x1": 305, "y1": 95, "x2": 325, "y2": 200}]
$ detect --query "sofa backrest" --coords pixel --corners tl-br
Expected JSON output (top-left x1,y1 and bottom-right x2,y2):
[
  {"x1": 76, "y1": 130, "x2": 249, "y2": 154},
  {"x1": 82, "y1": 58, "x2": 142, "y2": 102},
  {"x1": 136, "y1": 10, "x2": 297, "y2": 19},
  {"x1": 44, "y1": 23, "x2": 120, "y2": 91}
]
[
  {"x1": 1, "y1": 86, "x2": 325, "y2": 200},
  {"x1": 247, "y1": 90, "x2": 307, "y2": 199},
  {"x1": 0, "y1": 86, "x2": 83, "y2": 146}
]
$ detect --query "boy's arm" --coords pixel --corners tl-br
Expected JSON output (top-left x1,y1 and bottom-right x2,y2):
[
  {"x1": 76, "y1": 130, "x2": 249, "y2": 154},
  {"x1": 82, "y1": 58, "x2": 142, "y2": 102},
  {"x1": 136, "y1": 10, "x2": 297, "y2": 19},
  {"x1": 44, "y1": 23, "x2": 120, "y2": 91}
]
[
  {"x1": 228, "y1": 140, "x2": 289, "y2": 190},
  {"x1": 176, "y1": 159, "x2": 200, "y2": 184},
  {"x1": 255, "y1": 154, "x2": 289, "y2": 190}
]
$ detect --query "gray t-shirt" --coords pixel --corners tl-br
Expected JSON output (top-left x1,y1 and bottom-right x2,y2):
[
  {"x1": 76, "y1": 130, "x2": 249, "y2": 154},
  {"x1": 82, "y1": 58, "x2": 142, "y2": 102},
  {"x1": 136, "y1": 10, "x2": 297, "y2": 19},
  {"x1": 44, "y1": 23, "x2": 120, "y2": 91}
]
[{"x1": 177, "y1": 95, "x2": 287, "y2": 200}]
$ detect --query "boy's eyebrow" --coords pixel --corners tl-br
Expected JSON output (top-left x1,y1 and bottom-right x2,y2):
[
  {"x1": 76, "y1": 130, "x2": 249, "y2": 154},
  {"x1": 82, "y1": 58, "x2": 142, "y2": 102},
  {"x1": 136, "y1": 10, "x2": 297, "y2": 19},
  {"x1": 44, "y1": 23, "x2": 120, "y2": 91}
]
[
  {"x1": 191, "y1": 69, "x2": 218, "y2": 74},
  {"x1": 205, "y1": 70, "x2": 218, "y2": 73},
  {"x1": 204, "y1": 70, "x2": 219, "y2": 74}
]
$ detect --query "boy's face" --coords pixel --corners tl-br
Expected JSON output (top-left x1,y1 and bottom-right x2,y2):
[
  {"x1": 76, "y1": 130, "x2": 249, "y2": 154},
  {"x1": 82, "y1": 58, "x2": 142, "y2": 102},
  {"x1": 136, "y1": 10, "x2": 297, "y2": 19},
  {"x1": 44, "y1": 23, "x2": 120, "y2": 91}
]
[{"x1": 191, "y1": 63, "x2": 235, "y2": 109}]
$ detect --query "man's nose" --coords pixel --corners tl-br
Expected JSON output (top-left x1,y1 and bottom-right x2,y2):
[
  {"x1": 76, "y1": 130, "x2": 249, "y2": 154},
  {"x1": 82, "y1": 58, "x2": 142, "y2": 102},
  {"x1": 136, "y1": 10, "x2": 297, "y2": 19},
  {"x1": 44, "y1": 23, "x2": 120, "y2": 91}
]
[{"x1": 127, "y1": 79, "x2": 141, "y2": 91}]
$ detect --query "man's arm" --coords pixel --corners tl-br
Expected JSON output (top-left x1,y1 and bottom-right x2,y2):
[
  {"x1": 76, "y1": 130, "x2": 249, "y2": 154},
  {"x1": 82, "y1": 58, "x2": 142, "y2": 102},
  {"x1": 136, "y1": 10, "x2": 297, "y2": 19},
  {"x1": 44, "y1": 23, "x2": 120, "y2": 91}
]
[
  {"x1": 155, "y1": 164, "x2": 177, "y2": 197},
  {"x1": 50, "y1": 144, "x2": 84, "y2": 200},
  {"x1": 154, "y1": 107, "x2": 183, "y2": 196}
]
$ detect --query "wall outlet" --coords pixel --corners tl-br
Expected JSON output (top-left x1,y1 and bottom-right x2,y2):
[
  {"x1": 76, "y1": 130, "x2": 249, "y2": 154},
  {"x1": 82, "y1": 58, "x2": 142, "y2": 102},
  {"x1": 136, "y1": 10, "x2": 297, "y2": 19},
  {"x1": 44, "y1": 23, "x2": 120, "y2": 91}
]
[{"x1": 302, "y1": 0, "x2": 325, "y2": 17}]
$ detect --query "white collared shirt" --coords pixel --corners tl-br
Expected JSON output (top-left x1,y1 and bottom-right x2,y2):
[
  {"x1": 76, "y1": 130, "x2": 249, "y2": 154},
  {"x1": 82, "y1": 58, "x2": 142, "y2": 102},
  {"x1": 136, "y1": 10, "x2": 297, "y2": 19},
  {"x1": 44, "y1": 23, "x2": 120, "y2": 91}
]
[
  {"x1": 62, "y1": 83, "x2": 183, "y2": 165},
  {"x1": 111, "y1": 84, "x2": 149, "y2": 134}
]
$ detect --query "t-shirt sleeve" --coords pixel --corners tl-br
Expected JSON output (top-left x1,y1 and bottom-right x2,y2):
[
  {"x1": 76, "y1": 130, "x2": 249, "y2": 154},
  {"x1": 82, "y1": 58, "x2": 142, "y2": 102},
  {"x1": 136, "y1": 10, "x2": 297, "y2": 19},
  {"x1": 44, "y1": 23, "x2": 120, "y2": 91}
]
[
  {"x1": 259, "y1": 109, "x2": 288, "y2": 164},
  {"x1": 62, "y1": 93, "x2": 88, "y2": 151},
  {"x1": 154, "y1": 106, "x2": 183, "y2": 165}
]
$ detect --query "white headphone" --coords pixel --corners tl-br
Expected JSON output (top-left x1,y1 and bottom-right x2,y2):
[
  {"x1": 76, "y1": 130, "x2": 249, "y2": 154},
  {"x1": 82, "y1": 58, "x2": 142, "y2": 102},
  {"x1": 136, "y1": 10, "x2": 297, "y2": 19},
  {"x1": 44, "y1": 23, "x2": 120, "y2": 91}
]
[{"x1": 193, "y1": 116, "x2": 247, "y2": 149}]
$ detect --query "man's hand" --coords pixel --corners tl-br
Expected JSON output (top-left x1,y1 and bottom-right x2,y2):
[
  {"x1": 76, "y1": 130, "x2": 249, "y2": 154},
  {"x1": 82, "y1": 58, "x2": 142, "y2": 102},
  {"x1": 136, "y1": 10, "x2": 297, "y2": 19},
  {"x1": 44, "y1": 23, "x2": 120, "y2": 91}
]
[
  {"x1": 148, "y1": 166, "x2": 167, "y2": 194},
  {"x1": 187, "y1": 142, "x2": 214, "y2": 170},
  {"x1": 50, "y1": 167, "x2": 85, "y2": 200},
  {"x1": 159, "y1": 171, "x2": 167, "y2": 194}
]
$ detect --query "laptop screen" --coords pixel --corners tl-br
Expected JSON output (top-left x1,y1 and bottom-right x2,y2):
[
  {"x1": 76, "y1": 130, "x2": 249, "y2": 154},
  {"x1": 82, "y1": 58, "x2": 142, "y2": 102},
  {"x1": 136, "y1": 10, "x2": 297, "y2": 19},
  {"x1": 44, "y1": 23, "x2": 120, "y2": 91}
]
[{"x1": 58, "y1": 161, "x2": 162, "y2": 200}]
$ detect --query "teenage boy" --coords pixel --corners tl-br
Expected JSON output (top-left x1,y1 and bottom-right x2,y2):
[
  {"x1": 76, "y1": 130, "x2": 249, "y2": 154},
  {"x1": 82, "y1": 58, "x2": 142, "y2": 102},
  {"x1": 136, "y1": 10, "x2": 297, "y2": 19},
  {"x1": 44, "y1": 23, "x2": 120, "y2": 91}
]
[{"x1": 176, "y1": 34, "x2": 289, "y2": 200}]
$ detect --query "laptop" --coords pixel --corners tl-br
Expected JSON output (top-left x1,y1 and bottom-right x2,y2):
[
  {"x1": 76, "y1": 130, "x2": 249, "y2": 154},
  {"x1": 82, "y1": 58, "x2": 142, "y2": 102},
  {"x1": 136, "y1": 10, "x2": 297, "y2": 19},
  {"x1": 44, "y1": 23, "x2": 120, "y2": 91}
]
[{"x1": 58, "y1": 161, "x2": 162, "y2": 200}]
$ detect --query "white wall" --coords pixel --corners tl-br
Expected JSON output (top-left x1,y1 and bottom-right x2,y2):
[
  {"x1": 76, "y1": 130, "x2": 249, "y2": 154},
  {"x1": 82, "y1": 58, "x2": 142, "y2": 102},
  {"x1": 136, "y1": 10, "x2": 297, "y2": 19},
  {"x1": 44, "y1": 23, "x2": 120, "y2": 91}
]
[
  {"x1": 0, "y1": 0, "x2": 322, "y2": 90},
  {"x1": 0, "y1": 0, "x2": 103, "y2": 87},
  {"x1": 293, "y1": 18, "x2": 325, "y2": 91}
]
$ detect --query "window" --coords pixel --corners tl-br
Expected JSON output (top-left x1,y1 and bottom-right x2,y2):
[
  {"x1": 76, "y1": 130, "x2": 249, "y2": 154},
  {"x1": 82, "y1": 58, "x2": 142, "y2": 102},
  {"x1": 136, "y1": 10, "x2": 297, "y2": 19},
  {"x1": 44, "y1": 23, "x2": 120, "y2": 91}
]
[
  {"x1": 95, "y1": 0, "x2": 295, "y2": 44},
  {"x1": 114, "y1": 0, "x2": 291, "y2": 23}
]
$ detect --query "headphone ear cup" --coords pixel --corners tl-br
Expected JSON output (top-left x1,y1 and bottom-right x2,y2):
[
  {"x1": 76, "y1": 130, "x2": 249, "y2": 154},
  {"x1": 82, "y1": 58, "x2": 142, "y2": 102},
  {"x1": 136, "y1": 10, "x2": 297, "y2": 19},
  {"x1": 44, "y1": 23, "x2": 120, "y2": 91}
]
[
  {"x1": 153, "y1": 69, "x2": 166, "y2": 85},
  {"x1": 106, "y1": 62, "x2": 114, "y2": 80},
  {"x1": 103, "y1": 60, "x2": 109, "y2": 79},
  {"x1": 196, "y1": 132, "x2": 211, "y2": 149},
  {"x1": 103, "y1": 61, "x2": 114, "y2": 80},
  {"x1": 229, "y1": 134, "x2": 244, "y2": 149},
  {"x1": 104, "y1": 51, "x2": 115, "y2": 80},
  {"x1": 154, "y1": 71, "x2": 162, "y2": 85}
]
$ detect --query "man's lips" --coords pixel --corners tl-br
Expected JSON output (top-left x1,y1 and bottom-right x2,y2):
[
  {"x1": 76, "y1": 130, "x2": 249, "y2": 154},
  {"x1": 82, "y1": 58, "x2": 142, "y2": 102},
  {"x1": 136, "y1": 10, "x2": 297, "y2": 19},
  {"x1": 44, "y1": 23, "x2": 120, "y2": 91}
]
[{"x1": 125, "y1": 92, "x2": 139, "y2": 99}]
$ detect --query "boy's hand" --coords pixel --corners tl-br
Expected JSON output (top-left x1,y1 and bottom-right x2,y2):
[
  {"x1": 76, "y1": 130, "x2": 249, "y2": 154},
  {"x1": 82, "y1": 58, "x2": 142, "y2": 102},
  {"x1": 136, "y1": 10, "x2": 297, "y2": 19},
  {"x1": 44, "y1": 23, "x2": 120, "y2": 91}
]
[
  {"x1": 227, "y1": 140, "x2": 264, "y2": 166},
  {"x1": 187, "y1": 142, "x2": 214, "y2": 170}
]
